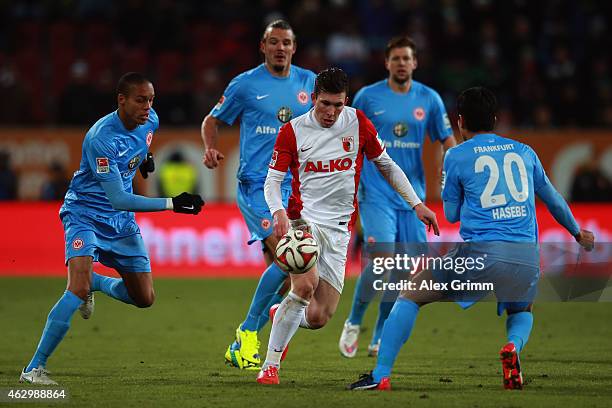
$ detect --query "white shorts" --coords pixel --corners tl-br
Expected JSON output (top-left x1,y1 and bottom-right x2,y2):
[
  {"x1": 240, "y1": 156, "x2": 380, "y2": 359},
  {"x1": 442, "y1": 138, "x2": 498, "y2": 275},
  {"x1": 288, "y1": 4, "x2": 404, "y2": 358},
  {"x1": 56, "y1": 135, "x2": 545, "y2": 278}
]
[{"x1": 309, "y1": 222, "x2": 351, "y2": 294}]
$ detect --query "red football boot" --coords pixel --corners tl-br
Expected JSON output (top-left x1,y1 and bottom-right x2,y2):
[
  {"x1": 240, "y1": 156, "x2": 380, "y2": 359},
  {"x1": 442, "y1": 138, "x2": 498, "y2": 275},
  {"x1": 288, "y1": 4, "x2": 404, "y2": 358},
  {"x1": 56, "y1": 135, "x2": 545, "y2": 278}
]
[
  {"x1": 256, "y1": 366, "x2": 280, "y2": 385},
  {"x1": 500, "y1": 342, "x2": 524, "y2": 390}
]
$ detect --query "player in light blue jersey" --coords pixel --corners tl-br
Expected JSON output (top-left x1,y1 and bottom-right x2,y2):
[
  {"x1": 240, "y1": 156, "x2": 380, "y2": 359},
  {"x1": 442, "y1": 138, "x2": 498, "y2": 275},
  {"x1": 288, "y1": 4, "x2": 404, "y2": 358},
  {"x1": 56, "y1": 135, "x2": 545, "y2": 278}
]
[
  {"x1": 348, "y1": 87, "x2": 594, "y2": 391},
  {"x1": 201, "y1": 20, "x2": 316, "y2": 370},
  {"x1": 340, "y1": 36, "x2": 456, "y2": 358},
  {"x1": 20, "y1": 73, "x2": 204, "y2": 385}
]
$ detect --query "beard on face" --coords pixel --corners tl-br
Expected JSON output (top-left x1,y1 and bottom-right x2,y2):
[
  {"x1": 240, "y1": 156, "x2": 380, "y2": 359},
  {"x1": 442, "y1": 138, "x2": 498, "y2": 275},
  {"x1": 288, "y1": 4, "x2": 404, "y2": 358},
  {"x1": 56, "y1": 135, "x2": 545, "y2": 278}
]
[
  {"x1": 391, "y1": 74, "x2": 409, "y2": 85},
  {"x1": 271, "y1": 63, "x2": 285, "y2": 73}
]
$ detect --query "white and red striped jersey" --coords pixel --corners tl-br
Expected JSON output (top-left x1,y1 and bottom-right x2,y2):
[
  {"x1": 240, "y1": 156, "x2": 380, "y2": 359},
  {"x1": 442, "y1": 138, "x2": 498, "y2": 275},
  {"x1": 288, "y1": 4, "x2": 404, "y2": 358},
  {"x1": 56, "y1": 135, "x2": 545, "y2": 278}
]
[{"x1": 267, "y1": 107, "x2": 385, "y2": 230}]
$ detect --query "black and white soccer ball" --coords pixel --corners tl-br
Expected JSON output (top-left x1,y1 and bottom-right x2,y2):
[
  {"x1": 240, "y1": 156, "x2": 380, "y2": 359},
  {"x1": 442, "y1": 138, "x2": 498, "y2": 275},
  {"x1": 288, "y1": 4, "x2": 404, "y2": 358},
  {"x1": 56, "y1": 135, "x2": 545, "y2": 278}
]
[{"x1": 275, "y1": 229, "x2": 319, "y2": 274}]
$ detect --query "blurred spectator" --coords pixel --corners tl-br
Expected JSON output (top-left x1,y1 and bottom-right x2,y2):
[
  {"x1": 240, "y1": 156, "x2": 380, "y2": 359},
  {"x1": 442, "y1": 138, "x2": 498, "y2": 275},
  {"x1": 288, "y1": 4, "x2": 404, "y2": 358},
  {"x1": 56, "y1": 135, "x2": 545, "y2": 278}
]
[
  {"x1": 58, "y1": 60, "x2": 98, "y2": 125},
  {"x1": 0, "y1": 0, "x2": 608, "y2": 128},
  {"x1": 570, "y1": 162, "x2": 612, "y2": 202},
  {"x1": 40, "y1": 162, "x2": 70, "y2": 201},
  {"x1": 0, "y1": 66, "x2": 29, "y2": 124},
  {"x1": 0, "y1": 151, "x2": 18, "y2": 200}
]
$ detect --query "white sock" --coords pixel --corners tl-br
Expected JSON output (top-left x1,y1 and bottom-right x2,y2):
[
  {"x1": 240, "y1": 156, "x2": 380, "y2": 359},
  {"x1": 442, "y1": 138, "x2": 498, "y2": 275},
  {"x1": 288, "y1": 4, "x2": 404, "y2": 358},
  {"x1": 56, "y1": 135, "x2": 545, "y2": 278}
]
[
  {"x1": 299, "y1": 309, "x2": 311, "y2": 329},
  {"x1": 263, "y1": 291, "x2": 309, "y2": 369}
]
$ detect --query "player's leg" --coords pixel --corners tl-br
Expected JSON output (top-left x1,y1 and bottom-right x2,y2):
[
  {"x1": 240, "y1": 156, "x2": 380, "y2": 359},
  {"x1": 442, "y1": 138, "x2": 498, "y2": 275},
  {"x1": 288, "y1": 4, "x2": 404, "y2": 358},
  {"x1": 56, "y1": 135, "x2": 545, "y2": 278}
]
[
  {"x1": 369, "y1": 209, "x2": 426, "y2": 356},
  {"x1": 93, "y1": 230, "x2": 153, "y2": 307},
  {"x1": 348, "y1": 268, "x2": 446, "y2": 390},
  {"x1": 241, "y1": 234, "x2": 287, "y2": 332},
  {"x1": 259, "y1": 224, "x2": 349, "y2": 383},
  {"x1": 340, "y1": 203, "x2": 395, "y2": 357},
  {"x1": 260, "y1": 266, "x2": 319, "y2": 376},
  {"x1": 226, "y1": 182, "x2": 290, "y2": 369},
  {"x1": 500, "y1": 303, "x2": 533, "y2": 390},
  {"x1": 495, "y1": 261, "x2": 538, "y2": 389},
  {"x1": 21, "y1": 255, "x2": 93, "y2": 384}
]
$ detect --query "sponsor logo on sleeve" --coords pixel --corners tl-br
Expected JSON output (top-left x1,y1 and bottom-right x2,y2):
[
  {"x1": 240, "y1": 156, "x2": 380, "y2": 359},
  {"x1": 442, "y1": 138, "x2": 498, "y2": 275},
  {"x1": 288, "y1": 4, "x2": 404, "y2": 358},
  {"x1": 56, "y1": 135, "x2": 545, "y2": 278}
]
[
  {"x1": 214, "y1": 95, "x2": 225, "y2": 110},
  {"x1": 146, "y1": 130, "x2": 153, "y2": 147},
  {"x1": 270, "y1": 150, "x2": 279, "y2": 167},
  {"x1": 443, "y1": 113, "x2": 451, "y2": 129},
  {"x1": 96, "y1": 157, "x2": 109, "y2": 173}
]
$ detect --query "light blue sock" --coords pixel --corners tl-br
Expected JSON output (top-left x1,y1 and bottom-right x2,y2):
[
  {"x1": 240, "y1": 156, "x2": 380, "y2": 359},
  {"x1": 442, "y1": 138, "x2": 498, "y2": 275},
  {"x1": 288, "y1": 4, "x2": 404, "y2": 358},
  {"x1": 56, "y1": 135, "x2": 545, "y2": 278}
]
[
  {"x1": 372, "y1": 298, "x2": 420, "y2": 382},
  {"x1": 371, "y1": 300, "x2": 394, "y2": 346},
  {"x1": 26, "y1": 290, "x2": 83, "y2": 372},
  {"x1": 348, "y1": 261, "x2": 378, "y2": 325},
  {"x1": 506, "y1": 311, "x2": 533, "y2": 353},
  {"x1": 240, "y1": 263, "x2": 287, "y2": 332},
  {"x1": 256, "y1": 292, "x2": 284, "y2": 331},
  {"x1": 91, "y1": 272, "x2": 135, "y2": 305},
  {"x1": 371, "y1": 269, "x2": 401, "y2": 345}
]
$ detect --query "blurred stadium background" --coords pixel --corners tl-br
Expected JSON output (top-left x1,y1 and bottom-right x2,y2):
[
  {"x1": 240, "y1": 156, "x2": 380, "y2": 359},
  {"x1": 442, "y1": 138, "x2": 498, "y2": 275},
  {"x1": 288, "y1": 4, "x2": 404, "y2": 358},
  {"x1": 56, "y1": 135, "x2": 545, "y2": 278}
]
[{"x1": 0, "y1": 0, "x2": 610, "y2": 276}]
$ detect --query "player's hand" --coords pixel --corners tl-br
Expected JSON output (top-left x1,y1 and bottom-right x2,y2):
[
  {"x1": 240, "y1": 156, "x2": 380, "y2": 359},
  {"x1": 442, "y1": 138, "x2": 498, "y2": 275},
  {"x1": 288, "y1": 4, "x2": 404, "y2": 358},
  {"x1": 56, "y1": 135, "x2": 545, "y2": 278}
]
[
  {"x1": 172, "y1": 192, "x2": 205, "y2": 215},
  {"x1": 203, "y1": 148, "x2": 225, "y2": 169},
  {"x1": 575, "y1": 229, "x2": 595, "y2": 251},
  {"x1": 414, "y1": 203, "x2": 440, "y2": 236},
  {"x1": 290, "y1": 218, "x2": 311, "y2": 234},
  {"x1": 273, "y1": 209, "x2": 290, "y2": 238},
  {"x1": 139, "y1": 152, "x2": 155, "y2": 179}
]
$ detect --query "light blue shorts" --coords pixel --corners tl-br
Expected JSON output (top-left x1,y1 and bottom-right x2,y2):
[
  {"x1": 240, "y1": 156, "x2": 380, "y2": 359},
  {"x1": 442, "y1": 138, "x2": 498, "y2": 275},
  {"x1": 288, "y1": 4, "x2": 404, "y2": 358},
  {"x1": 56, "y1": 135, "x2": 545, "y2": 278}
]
[
  {"x1": 61, "y1": 211, "x2": 150, "y2": 273},
  {"x1": 359, "y1": 201, "x2": 426, "y2": 243},
  {"x1": 431, "y1": 243, "x2": 539, "y2": 315},
  {"x1": 236, "y1": 181, "x2": 291, "y2": 245}
]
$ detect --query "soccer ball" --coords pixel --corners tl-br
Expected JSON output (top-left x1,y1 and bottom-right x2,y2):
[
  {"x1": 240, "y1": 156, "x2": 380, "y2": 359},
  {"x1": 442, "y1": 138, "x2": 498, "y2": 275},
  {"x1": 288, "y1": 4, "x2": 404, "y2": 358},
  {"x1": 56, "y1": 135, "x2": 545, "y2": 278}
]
[{"x1": 275, "y1": 229, "x2": 319, "y2": 274}]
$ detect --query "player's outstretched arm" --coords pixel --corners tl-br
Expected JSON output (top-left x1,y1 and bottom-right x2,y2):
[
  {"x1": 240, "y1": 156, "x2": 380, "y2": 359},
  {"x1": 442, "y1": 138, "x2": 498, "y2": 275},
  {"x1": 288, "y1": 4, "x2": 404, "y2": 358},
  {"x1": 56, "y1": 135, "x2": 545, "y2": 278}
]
[
  {"x1": 201, "y1": 114, "x2": 225, "y2": 169},
  {"x1": 536, "y1": 183, "x2": 594, "y2": 251},
  {"x1": 101, "y1": 178, "x2": 204, "y2": 215},
  {"x1": 372, "y1": 151, "x2": 440, "y2": 235}
]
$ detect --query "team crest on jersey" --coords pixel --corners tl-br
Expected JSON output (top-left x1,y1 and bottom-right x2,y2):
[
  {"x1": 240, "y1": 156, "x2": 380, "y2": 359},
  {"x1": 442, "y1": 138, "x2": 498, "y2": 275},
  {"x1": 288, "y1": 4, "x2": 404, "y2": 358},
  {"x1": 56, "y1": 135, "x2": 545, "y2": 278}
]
[
  {"x1": 146, "y1": 130, "x2": 153, "y2": 147},
  {"x1": 72, "y1": 238, "x2": 84, "y2": 250},
  {"x1": 261, "y1": 218, "x2": 271, "y2": 229},
  {"x1": 297, "y1": 91, "x2": 309, "y2": 105},
  {"x1": 413, "y1": 107, "x2": 426, "y2": 121},
  {"x1": 393, "y1": 122, "x2": 408, "y2": 137},
  {"x1": 128, "y1": 155, "x2": 141, "y2": 170},
  {"x1": 277, "y1": 106, "x2": 293, "y2": 123},
  {"x1": 270, "y1": 150, "x2": 279, "y2": 167},
  {"x1": 96, "y1": 157, "x2": 109, "y2": 173},
  {"x1": 342, "y1": 136, "x2": 354, "y2": 152}
]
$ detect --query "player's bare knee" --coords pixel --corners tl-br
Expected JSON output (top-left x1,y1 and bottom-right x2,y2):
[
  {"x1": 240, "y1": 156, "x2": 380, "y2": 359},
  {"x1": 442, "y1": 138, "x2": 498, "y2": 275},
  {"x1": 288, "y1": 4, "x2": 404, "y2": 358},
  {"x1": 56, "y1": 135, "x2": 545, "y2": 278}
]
[
  {"x1": 66, "y1": 281, "x2": 92, "y2": 300},
  {"x1": 291, "y1": 282, "x2": 315, "y2": 301},
  {"x1": 135, "y1": 291, "x2": 155, "y2": 308},
  {"x1": 307, "y1": 310, "x2": 331, "y2": 329}
]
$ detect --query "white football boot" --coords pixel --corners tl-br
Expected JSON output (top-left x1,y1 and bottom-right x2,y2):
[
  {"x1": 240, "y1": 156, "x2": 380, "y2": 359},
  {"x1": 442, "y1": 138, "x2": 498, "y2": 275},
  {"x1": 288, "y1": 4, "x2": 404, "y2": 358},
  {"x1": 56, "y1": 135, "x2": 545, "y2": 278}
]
[
  {"x1": 79, "y1": 292, "x2": 94, "y2": 319},
  {"x1": 339, "y1": 320, "x2": 360, "y2": 358},
  {"x1": 20, "y1": 367, "x2": 57, "y2": 385}
]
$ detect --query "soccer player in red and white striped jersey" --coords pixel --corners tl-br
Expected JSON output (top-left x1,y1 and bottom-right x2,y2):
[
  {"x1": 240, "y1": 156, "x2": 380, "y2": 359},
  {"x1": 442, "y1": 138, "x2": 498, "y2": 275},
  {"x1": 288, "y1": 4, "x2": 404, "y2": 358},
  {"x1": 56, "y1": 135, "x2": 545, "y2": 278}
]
[{"x1": 256, "y1": 68, "x2": 439, "y2": 385}]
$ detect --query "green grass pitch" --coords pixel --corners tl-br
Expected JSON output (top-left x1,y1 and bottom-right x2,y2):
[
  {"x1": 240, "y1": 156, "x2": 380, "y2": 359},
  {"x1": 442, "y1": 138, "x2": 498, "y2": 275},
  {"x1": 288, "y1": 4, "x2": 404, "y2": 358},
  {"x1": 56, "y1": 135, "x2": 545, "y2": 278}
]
[{"x1": 1, "y1": 277, "x2": 611, "y2": 407}]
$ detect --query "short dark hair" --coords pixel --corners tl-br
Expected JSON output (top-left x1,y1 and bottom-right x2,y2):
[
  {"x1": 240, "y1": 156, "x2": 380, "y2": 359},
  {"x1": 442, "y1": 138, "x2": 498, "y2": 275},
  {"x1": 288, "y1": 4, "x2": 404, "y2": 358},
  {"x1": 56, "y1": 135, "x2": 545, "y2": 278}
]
[
  {"x1": 457, "y1": 87, "x2": 497, "y2": 132},
  {"x1": 385, "y1": 36, "x2": 417, "y2": 59},
  {"x1": 314, "y1": 67, "x2": 348, "y2": 95},
  {"x1": 116, "y1": 72, "x2": 151, "y2": 97},
  {"x1": 261, "y1": 19, "x2": 295, "y2": 41}
]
